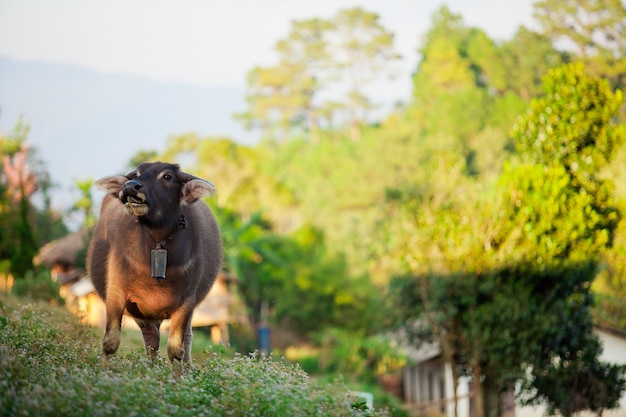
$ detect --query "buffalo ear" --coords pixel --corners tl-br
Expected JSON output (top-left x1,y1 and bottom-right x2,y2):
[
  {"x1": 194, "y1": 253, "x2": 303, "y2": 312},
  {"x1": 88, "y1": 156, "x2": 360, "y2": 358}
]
[
  {"x1": 181, "y1": 179, "x2": 216, "y2": 204},
  {"x1": 95, "y1": 176, "x2": 129, "y2": 195}
]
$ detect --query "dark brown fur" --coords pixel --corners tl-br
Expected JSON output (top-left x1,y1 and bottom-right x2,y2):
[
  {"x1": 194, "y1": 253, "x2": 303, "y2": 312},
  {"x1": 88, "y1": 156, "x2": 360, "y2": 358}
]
[{"x1": 87, "y1": 161, "x2": 222, "y2": 364}]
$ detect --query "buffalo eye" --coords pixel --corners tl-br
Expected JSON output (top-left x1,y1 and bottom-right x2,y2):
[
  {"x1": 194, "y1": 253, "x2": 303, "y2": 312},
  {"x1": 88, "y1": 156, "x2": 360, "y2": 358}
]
[{"x1": 163, "y1": 173, "x2": 173, "y2": 181}]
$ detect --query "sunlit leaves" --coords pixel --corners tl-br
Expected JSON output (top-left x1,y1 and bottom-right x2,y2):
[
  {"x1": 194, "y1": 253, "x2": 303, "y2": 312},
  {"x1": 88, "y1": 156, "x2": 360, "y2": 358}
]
[
  {"x1": 512, "y1": 62, "x2": 625, "y2": 193},
  {"x1": 496, "y1": 162, "x2": 614, "y2": 266},
  {"x1": 70, "y1": 178, "x2": 96, "y2": 228}
]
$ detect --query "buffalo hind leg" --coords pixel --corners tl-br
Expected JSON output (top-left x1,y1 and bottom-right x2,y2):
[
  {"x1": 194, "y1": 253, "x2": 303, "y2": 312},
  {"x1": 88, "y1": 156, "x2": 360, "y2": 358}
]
[
  {"x1": 136, "y1": 319, "x2": 162, "y2": 361},
  {"x1": 182, "y1": 320, "x2": 193, "y2": 362}
]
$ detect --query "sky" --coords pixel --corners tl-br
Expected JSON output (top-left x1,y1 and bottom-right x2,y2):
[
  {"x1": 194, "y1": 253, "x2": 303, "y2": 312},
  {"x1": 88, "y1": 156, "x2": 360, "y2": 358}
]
[
  {"x1": 0, "y1": 0, "x2": 536, "y2": 223},
  {"x1": 0, "y1": 0, "x2": 535, "y2": 94}
]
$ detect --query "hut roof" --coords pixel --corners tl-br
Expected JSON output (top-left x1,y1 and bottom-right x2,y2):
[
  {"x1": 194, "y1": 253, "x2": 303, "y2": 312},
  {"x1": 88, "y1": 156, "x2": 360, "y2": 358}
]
[{"x1": 34, "y1": 228, "x2": 92, "y2": 268}]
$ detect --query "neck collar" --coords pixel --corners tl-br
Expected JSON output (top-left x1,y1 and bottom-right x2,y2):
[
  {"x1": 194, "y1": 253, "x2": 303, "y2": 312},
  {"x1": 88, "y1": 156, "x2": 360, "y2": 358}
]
[{"x1": 150, "y1": 214, "x2": 187, "y2": 249}]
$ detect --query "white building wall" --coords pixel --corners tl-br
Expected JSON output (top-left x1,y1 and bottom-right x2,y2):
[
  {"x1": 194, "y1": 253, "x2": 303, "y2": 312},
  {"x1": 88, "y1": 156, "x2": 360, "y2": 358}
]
[
  {"x1": 403, "y1": 328, "x2": 626, "y2": 417},
  {"x1": 592, "y1": 328, "x2": 626, "y2": 414}
]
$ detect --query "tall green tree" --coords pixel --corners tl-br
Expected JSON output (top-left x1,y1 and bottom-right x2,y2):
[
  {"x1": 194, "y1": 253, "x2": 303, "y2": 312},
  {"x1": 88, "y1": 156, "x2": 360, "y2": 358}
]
[
  {"x1": 489, "y1": 63, "x2": 625, "y2": 416},
  {"x1": 215, "y1": 206, "x2": 280, "y2": 332},
  {"x1": 388, "y1": 63, "x2": 626, "y2": 417},
  {"x1": 236, "y1": 7, "x2": 399, "y2": 143},
  {"x1": 513, "y1": 62, "x2": 625, "y2": 197},
  {"x1": 215, "y1": 204, "x2": 382, "y2": 345},
  {"x1": 499, "y1": 26, "x2": 568, "y2": 101},
  {"x1": 533, "y1": 0, "x2": 626, "y2": 88},
  {"x1": 235, "y1": 17, "x2": 331, "y2": 142},
  {"x1": 596, "y1": 147, "x2": 626, "y2": 330},
  {"x1": 410, "y1": 6, "x2": 497, "y2": 174},
  {"x1": 326, "y1": 7, "x2": 400, "y2": 141},
  {"x1": 409, "y1": 7, "x2": 569, "y2": 178},
  {"x1": 503, "y1": 62, "x2": 626, "y2": 416},
  {"x1": 236, "y1": 61, "x2": 320, "y2": 142}
]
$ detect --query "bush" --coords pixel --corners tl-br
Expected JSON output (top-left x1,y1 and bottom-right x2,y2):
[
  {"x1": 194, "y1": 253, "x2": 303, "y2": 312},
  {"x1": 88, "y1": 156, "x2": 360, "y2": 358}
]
[
  {"x1": 312, "y1": 328, "x2": 407, "y2": 384},
  {"x1": 284, "y1": 329, "x2": 410, "y2": 417},
  {"x1": 0, "y1": 293, "x2": 389, "y2": 416},
  {"x1": 10, "y1": 269, "x2": 64, "y2": 305}
]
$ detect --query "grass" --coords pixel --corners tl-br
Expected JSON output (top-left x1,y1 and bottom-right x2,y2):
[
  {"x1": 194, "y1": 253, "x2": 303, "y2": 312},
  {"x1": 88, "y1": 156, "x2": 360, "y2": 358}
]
[
  {"x1": 115, "y1": 323, "x2": 227, "y2": 363},
  {"x1": 0, "y1": 292, "x2": 389, "y2": 417}
]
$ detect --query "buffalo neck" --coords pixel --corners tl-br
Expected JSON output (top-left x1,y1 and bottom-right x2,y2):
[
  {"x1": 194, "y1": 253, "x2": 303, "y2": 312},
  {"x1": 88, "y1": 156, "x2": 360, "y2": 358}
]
[{"x1": 140, "y1": 213, "x2": 188, "y2": 249}]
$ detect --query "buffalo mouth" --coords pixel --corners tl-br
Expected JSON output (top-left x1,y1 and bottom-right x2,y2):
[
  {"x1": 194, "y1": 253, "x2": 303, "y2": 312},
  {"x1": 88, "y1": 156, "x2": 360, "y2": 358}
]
[{"x1": 123, "y1": 195, "x2": 149, "y2": 217}]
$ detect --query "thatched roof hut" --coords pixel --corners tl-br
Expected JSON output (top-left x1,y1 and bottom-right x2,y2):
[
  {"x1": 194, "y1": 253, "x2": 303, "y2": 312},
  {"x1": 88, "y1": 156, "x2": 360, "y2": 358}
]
[{"x1": 33, "y1": 228, "x2": 92, "y2": 270}]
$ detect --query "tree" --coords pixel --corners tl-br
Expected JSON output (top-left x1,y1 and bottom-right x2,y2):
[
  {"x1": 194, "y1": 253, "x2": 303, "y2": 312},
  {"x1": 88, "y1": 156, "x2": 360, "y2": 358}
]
[
  {"x1": 512, "y1": 62, "x2": 625, "y2": 196},
  {"x1": 410, "y1": 6, "x2": 497, "y2": 165},
  {"x1": 235, "y1": 17, "x2": 330, "y2": 142},
  {"x1": 408, "y1": 7, "x2": 570, "y2": 179},
  {"x1": 269, "y1": 224, "x2": 384, "y2": 335},
  {"x1": 236, "y1": 7, "x2": 399, "y2": 143},
  {"x1": 215, "y1": 204, "x2": 382, "y2": 350},
  {"x1": 326, "y1": 7, "x2": 400, "y2": 141},
  {"x1": 1, "y1": 120, "x2": 67, "y2": 280},
  {"x1": 533, "y1": 0, "x2": 626, "y2": 88},
  {"x1": 412, "y1": 35, "x2": 487, "y2": 139},
  {"x1": 496, "y1": 63, "x2": 625, "y2": 415},
  {"x1": 236, "y1": 62, "x2": 319, "y2": 142},
  {"x1": 215, "y1": 206, "x2": 280, "y2": 334},
  {"x1": 70, "y1": 178, "x2": 97, "y2": 229},
  {"x1": 387, "y1": 63, "x2": 626, "y2": 417},
  {"x1": 499, "y1": 26, "x2": 568, "y2": 101},
  {"x1": 157, "y1": 134, "x2": 384, "y2": 343},
  {"x1": 160, "y1": 134, "x2": 296, "y2": 232},
  {"x1": 1, "y1": 124, "x2": 38, "y2": 276},
  {"x1": 504, "y1": 63, "x2": 626, "y2": 415},
  {"x1": 519, "y1": 299, "x2": 626, "y2": 416},
  {"x1": 383, "y1": 152, "x2": 493, "y2": 416}
]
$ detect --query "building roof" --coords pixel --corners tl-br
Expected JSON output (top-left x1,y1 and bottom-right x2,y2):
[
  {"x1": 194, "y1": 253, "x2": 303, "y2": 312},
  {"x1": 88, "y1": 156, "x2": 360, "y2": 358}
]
[{"x1": 33, "y1": 228, "x2": 92, "y2": 268}]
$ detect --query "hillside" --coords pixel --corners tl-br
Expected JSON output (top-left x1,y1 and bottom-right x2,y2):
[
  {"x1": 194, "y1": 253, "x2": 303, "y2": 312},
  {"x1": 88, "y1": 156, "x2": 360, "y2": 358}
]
[{"x1": 0, "y1": 292, "x2": 385, "y2": 417}]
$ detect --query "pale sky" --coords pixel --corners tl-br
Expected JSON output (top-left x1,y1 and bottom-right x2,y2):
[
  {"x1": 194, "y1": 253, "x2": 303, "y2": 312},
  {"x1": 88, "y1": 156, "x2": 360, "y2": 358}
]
[{"x1": 0, "y1": 0, "x2": 535, "y2": 92}]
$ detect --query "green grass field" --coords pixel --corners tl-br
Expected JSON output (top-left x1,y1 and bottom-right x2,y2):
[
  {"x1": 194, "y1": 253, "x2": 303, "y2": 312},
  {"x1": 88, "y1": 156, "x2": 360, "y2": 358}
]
[{"x1": 0, "y1": 292, "x2": 388, "y2": 417}]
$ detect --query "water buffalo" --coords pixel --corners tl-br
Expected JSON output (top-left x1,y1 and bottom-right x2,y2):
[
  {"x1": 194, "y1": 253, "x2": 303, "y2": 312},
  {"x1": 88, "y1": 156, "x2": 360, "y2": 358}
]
[{"x1": 87, "y1": 161, "x2": 222, "y2": 365}]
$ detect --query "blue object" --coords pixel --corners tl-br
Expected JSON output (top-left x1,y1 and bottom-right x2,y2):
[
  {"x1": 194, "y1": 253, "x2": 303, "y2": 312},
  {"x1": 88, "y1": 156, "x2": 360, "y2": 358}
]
[{"x1": 258, "y1": 326, "x2": 270, "y2": 353}]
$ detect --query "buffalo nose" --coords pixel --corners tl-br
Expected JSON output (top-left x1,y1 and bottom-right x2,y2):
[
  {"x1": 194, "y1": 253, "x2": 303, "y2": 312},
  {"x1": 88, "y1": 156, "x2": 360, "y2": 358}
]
[
  {"x1": 119, "y1": 180, "x2": 144, "y2": 200},
  {"x1": 124, "y1": 179, "x2": 143, "y2": 191}
]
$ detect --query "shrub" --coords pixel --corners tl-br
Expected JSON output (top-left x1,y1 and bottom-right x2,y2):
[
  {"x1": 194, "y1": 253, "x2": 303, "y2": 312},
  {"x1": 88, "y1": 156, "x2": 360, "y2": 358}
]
[
  {"x1": 312, "y1": 328, "x2": 407, "y2": 384},
  {"x1": 10, "y1": 269, "x2": 64, "y2": 305}
]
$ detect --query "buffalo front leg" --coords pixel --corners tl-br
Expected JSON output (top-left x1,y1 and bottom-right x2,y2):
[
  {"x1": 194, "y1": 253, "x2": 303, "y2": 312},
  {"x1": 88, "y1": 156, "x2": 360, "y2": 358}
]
[
  {"x1": 136, "y1": 319, "x2": 162, "y2": 361},
  {"x1": 167, "y1": 303, "x2": 194, "y2": 364},
  {"x1": 101, "y1": 294, "x2": 125, "y2": 362}
]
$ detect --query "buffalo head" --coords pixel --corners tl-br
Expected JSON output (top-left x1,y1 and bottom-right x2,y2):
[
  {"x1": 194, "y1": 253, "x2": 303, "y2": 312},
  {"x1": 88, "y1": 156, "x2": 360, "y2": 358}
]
[{"x1": 96, "y1": 162, "x2": 215, "y2": 226}]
